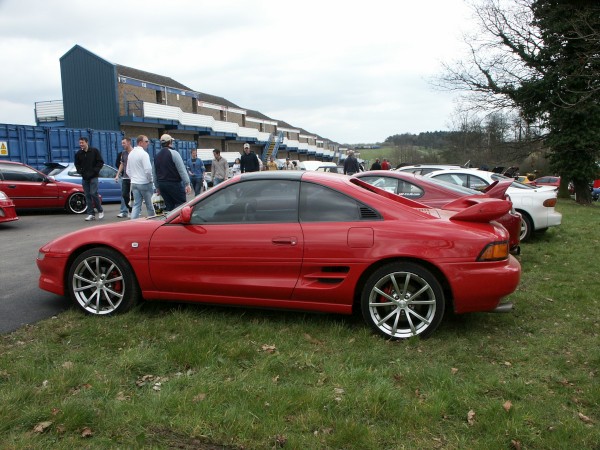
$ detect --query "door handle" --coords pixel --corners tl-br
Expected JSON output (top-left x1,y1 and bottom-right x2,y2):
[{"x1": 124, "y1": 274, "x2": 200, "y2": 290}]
[{"x1": 272, "y1": 237, "x2": 298, "y2": 246}]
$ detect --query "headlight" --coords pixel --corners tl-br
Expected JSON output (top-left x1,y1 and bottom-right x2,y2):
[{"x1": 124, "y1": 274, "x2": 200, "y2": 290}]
[
  {"x1": 0, "y1": 191, "x2": 7, "y2": 200},
  {"x1": 37, "y1": 251, "x2": 46, "y2": 261}
]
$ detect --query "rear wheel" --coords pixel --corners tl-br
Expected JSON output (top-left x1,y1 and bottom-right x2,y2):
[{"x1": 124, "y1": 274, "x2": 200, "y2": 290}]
[
  {"x1": 361, "y1": 262, "x2": 445, "y2": 339},
  {"x1": 519, "y1": 213, "x2": 533, "y2": 242},
  {"x1": 67, "y1": 248, "x2": 140, "y2": 315},
  {"x1": 67, "y1": 192, "x2": 87, "y2": 214}
]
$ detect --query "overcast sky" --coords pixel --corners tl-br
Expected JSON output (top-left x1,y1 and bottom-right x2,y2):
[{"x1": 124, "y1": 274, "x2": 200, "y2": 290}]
[{"x1": 0, "y1": 0, "x2": 474, "y2": 144}]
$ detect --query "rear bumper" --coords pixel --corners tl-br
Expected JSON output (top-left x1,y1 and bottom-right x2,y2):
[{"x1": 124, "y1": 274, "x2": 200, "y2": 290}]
[{"x1": 443, "y1": 255, "x2": 521, "y2": 314}]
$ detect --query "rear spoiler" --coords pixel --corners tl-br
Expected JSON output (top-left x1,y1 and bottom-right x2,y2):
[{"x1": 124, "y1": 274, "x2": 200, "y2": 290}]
[
  {"x1": 447, "y1": 197, "x2": 511, "y2": 223},
  {"x1": 483, "y1": 179, "x2": 512, "y2": 199}
]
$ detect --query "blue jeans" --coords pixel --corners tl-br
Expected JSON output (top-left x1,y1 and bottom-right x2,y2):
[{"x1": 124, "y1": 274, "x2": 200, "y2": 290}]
[
  {"x1": 119, "y1": 178, "x2": 131, "y2": 214},
  {"x1": 157, "y1": 181, "x2": 186, "y2": 211},
  {"x1": 213, "y1": 177, "x2": 224, "y2": 187},
  {"x1": 82, "y1": 177, "x2": 103, "y2": 215},
  {"x1": 131, "y1": 182, "x2": 155, "y2": 219}
]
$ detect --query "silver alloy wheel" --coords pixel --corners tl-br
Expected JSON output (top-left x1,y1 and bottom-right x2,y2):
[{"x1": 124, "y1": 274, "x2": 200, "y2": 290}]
[
  {"x1": 366, "y1": 270, "x2": 439, "y2": 339},
  {"x1": 71, "y1": 254, "x2": 126, "y2": 315},
  {"x1": 67, "y1": 192, "x2": 87, "y2": 214}
]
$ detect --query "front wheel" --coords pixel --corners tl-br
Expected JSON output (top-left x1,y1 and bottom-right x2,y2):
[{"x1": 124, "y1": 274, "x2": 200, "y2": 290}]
[
  {"x1": 67, "y1": 192, "x2": 87, "y2": 214},
  {"x1": 361, "y1": 262, "x2": 445, "y2": 339},
  {"x1": 67, "y1": 248, "x2": 140, "y2": 315}
]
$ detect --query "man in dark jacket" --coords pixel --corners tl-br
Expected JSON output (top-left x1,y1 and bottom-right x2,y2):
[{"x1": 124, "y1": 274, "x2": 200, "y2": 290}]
[
  {"x1": 153, "y1": 134, "x2": 191, "y2": 211},
  {"x1": 240, "y1": 143, "x2": 260, "y2": 173},
  {"x1": 343, "y1": 150, "x2": 361, "y2": 175},
  {"x1": 75, "y1": 137, "x2": 104, "y2": 221}
]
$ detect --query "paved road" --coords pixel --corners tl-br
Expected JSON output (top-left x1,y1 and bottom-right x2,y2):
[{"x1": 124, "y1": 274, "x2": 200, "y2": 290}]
[{"x1": 0, "y1": 203, "x2": 130, "y2": 334}]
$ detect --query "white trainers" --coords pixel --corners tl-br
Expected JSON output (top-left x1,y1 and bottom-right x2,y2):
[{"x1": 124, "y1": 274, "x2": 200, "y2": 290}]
[
  {"x1": 117, "y1": 212, "x2": 127, "y2": 218},
  {"x1": 98, "y1": 211, "x2": 104, "y2": 219},
  {"x1": 85, "y1": 215, "x2": 95, "y2": 221}
]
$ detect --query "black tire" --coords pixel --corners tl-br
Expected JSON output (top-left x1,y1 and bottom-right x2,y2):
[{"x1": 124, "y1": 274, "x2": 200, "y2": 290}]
[
  {"x1": 67, "y1": 248, "x2": 140, "y2": 315},
  {"x1": 67, "y1": 192, "x2": 87, "y2": 214},
  {"x1": 519, "y1": 213, "x2": 533, "y2": 242},
  {"x1": 360, "y1": 262, "x2": 445, "y2": 339}
]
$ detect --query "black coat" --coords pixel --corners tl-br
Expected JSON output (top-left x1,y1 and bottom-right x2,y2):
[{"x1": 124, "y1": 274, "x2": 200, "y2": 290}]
[{"x1": 75, "y1": 147, "x2": 104, "y2": 180}]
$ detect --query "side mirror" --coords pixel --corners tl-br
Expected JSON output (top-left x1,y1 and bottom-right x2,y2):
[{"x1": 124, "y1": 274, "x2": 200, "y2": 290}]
[
  {"x1": 180, "y1": 205, "x2": 192, "y2": 224},
  {"x1": 44, "y1": 176, "x2": 55, "y2": 183}
]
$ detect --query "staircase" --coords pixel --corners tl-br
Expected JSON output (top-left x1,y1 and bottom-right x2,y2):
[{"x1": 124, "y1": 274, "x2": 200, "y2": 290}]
[{"x1": 262, "y1": 131, "x2": 284, "y2": 162}]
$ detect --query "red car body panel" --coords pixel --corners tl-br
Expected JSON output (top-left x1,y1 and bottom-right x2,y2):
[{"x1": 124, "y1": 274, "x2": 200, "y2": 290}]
[
  {"x1": 354, "y1": 171, "x2": 521, "y2": 252},
  {"x1": 38, "y1": 172, "x2": 520, "y2": 317},
  {"x1": 0, "y1": 191, "x2": 19, "y2": 223}
]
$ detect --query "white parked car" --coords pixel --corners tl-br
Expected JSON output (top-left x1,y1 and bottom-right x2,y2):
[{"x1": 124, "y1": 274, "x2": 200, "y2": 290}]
[
  {"x1": 396, "y1": 164, "x2": 463, "y2": 175},
  {"x1": 424, "y1": 168, "x2": 562, "y2": 241}
]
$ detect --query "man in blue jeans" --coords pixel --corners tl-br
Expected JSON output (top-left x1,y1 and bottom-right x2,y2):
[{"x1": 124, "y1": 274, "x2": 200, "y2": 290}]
[
  {"x1": 153, "y1": 134, "x2": 191, "y2": 211},
  {"x1": 74, "y1": 137, "x2": 104, "y2": 221},
  {"x1": 126, "y1": 135, "x2": 155, "y2": 219}
]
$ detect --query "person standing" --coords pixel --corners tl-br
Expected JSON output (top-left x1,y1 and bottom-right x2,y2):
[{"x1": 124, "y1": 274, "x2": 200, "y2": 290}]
[
  {"x1": 240, "y1": 143, "x2": 260, "y2": 173},
  {"x1": 371, "y1": 158, "x2": 382, "y2": 170},
  {"x1": 343, "y1": 150, "x2": 361, "y2": 175},
  {"x1": 231, "y1": 157, "x2": 241, "y2": 177},
  {"x1": 211, "y1": 149, "x2": 229, "y2": 187},
  {"x1": 75, "y1": 137, "x2": 104, "y2": 221},
  {"x1": 267, "y1": 156, "x2": 278, "y2": 170},
  {"x1": 381, "y1": 159, "x2": 391, "y2": 170},
  {"x1": 126, "y1": 135, "x2": 155, "y2": 219},
  {"x1": 115, "y1": 137, "x2": 134, "y2": 218},
  {"x1": 283, "y1": 158, "x2": 294, "y2": 170},
  {"x1": 153, "y1": 134, "x2": 191, "y2": 211},
  {"x1": 186, "y1": 148, "x2": 206, "y2": 196}
]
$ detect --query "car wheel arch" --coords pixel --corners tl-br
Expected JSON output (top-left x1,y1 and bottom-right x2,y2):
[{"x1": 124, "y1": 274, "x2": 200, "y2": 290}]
[{"x1": 352, "y1": 257, "x2": 453, "y2": 313}]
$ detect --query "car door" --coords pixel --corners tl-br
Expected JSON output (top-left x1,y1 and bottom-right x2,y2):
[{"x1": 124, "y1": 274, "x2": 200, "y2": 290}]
[
  {"x1": 294, "y1": 182, "x2": 378, "y2": 305},
  {"x1": 97, "y1": 165, "x2": 121, "y2": 201},
  {"x1": 148, "y1": 179, "x2": 303, "y2": 300},
  {"x1": 0, "y1": 163, "x2": 59, "y2": 208}
]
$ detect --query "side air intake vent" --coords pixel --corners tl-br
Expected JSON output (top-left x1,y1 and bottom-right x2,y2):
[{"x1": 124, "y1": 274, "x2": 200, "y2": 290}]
[{"x1": 359, "y1": 206, "x2": 381, "y2": 220}]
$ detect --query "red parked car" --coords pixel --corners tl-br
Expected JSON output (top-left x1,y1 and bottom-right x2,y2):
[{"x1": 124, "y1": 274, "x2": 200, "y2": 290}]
[
  {"x1": 531, "y1": 176, "x2": 560, "y2": 188},
  {"x1": 354, "y1": 171, "x2": 521, "y2": 254},
  {"x1": 37, "y1": 171, "x2": 521, "y2": 339},
  {"x1": 0, "y1": 190, "x2": 19, "y2": 223},
  {"x1": 0, "y1": 161, "x2": 87, "y2": 214}
]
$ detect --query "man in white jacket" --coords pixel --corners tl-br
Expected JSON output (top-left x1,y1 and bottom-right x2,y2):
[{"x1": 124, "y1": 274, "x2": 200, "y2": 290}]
[{"x1": 126, "y1": 135, "x2": 155, "y2": 219}]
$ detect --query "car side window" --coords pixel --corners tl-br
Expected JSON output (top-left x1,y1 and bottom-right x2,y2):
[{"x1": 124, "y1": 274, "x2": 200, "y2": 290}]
[
  {"x1": 0, "y1": 165, "x2": 45, "y2": 182},
  {"x1": 299, "y1": 182, "x2": 361, "y2": 222},
  {"x1": 360, "y1": 176, "x2": 398, "y2": 194},
  {"x1": 433, "y1": 173, "x2": 468, "y2": 187},
  {"x1": 99, "y1": 165, "x2": 116, "y2": 178},
  {"x1": 467, "y1": 176, "x2": 489, "y2": 191},
  {"x1": 397, "y1": 181, "x2": 424, "y2": 199},
  {"x1": 190, "y1": 180, "x2": 299, "y2": 224}
]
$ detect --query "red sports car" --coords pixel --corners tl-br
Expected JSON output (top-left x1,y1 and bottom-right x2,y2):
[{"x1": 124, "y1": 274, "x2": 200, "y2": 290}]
[
  {"x1": 354, "y1": 170, "x2": 521, "y2": 254},
  {"x1": 37, "y1": 171, "x2": 521, "y2": 339},
  {"x1": 0, "y1": 160, "x2": 87, "y2": 214},
  {"x1": 0, "y1": 190, "x2": 18, "y2": 223}
]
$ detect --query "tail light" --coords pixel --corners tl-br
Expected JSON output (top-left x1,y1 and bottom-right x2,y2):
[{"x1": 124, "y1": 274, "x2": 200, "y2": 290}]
[
  {"x1": 477, "y1": 241, "x2": 509, "y2": 261},
  {"x1": 543, "y1": 198, "x2": 557, "y2": 207}
]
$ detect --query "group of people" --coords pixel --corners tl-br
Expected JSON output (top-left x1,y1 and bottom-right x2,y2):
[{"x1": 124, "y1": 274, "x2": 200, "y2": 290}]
[
  {"x1": 369, "y1": 158, "x2": 392, "y2": 171},
  {"x1": 76, "y1": 138, "x2": 273, "y2": 221},
  {"x1": 76, "y1": 134, "x2": 193, "y2": 221}
]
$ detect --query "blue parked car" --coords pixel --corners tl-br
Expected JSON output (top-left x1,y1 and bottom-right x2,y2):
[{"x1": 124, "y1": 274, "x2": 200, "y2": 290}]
[{"x1": 41, "y1": 162, "x2": 122, "y2": 202}]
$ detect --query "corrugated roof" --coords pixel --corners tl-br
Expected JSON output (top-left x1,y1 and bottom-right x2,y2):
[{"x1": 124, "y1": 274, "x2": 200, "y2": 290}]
[{"x1": 117, "y1": 64, "x2": 192, "y2": 91}]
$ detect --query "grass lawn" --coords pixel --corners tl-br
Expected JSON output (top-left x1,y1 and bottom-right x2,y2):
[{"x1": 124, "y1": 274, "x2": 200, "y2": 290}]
[{"x1": 0, "y1": 200, "x2": 598, "y2": 449}]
